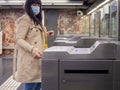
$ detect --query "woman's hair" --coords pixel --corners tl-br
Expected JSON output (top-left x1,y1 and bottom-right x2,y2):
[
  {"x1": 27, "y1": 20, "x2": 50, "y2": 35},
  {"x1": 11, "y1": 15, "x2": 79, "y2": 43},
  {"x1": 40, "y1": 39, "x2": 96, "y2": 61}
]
[{"x1": 25, "y1": 0, "x2": 42, "y2": 25}]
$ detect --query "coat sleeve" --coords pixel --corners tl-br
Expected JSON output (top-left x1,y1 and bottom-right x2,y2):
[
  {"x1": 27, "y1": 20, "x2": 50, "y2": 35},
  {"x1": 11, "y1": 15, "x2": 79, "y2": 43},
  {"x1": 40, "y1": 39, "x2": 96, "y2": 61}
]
[{"x1": 16, "y1": 17, "x2": 34, "y2": 53}]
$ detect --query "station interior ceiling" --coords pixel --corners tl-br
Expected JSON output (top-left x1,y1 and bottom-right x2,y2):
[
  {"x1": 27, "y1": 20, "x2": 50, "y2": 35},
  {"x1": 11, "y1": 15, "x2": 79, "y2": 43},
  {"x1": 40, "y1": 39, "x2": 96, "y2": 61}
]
[{"x1": 0, "y1": 0, "x2": 105, "y2": 12}]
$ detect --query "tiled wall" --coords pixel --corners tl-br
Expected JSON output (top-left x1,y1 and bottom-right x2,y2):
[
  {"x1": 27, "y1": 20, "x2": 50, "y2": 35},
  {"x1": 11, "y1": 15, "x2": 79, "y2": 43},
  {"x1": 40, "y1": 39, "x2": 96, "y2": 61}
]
[
  {"x1": 57, "y1": 9, "x2": 82, "y2": 35},
  {"x1": 0, "y1": 9, "x2": 24, "y2": 47},
  {"x1": 0, "y1": 9, "x2": 24, "y2": 55}
]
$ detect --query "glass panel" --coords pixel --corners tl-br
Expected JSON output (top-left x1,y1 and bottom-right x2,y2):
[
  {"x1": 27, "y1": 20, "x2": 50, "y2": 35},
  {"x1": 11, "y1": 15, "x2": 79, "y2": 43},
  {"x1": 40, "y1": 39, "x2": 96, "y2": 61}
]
[
  {"x1": 101, "y1": 4, "x2": 110, "y2": 37},
  {"x1": 100, "y1": 8, "x2": 104, "y2": 36},
  {"x1": 94, "y1": 11, "x2": 101, "y2": 37},
  {"x1": 110, "y1": 0, "x2": 118, "y2": 37},
  {"x1": 90, "y1": 13, "x2": 95, "y2": 36},
  {"x1": 80, "y1": 15, "x2": 90, "y2": 36}
]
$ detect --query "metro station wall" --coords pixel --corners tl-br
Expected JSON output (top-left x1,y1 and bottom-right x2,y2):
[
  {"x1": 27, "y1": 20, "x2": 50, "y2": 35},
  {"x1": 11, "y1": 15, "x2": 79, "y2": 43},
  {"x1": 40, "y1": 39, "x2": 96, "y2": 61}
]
[
  {"x1": 57, "y1": 9, "x2": 82, "y2": 35},
  {"x1": 0, "y1": 9, "x2": 24, "y2": 55}
]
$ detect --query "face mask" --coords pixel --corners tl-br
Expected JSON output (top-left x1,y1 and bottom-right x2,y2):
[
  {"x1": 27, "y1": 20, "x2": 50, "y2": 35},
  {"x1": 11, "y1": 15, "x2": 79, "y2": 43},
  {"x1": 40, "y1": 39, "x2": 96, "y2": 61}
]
[{"x1": 31, "y1": 6, "x2": 40, "y2": 15}]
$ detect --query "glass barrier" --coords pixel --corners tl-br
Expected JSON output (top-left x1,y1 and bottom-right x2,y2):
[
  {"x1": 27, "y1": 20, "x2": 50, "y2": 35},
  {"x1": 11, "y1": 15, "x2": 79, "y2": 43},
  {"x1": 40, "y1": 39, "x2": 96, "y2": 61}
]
[
  {"x1": 101, "y1": 3, "x2": 110, "y2": 37},
  {"x1": 94, "y1": 11, "x2": 101, "y2": 37},
  {"x1": 90, "y1": 13, "x2": 95, "y2": 36},
  {"x1": 100, "y1": 8, "x2": 104, "y2": 36},
  {"x1": 80, "y1": 16, "x2": 90, "y2": 36},
  {"x1": 89, "y1": 0, "x2": 118, "y2": 38},
  {"x1": 109, "y1": 0, "x2": 118, "y2": 37}
]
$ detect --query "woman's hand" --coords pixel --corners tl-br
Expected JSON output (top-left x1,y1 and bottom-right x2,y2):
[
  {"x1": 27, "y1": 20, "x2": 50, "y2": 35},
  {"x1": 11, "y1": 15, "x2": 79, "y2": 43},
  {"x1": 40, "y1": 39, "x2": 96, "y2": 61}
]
[
  {"x1": 47, "y1": 30, "x2": 54, "y2": 36},
  {"x1": 31, "y1": 47, "x2": 42, "y2": 59},
  {"x1": 33, "y1": 50, "x2": 42, "y2": 59}
]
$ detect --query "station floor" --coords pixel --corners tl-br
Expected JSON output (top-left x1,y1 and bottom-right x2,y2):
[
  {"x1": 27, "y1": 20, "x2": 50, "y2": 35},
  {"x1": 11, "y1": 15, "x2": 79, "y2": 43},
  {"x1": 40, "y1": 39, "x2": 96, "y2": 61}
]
[{"x1": 0, "y1": 56, "x2": 24, "y2": 90}]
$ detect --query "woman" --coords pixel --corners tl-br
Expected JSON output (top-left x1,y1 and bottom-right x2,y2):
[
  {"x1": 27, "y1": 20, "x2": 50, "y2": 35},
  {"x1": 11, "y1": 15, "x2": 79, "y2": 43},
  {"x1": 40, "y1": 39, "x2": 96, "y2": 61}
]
[{"x1": 13, "y1": 0, "x2": 54, "y2": 90}]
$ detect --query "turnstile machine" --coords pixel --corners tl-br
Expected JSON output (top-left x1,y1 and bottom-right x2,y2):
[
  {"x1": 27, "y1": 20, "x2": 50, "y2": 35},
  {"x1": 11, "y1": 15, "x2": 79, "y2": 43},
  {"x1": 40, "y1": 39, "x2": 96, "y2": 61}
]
[
  {"x1": 54, "y1": 36, "x2": 115, "y2": 48},
  {"x1": 42, "y1": 41, "x2": 120, "y2": 90},
  {"x1": 55, "y1": 35, "x2": 75, "y2": 40},
  {"x1": 54, "y1": 35, "x2": 81, "y2": 46}
]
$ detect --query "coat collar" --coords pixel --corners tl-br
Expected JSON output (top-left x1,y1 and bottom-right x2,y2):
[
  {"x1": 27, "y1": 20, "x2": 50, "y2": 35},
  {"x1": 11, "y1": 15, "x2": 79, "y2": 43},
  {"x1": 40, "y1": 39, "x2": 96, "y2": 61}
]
[{"x1": 24, "y1": 13, "x2": 44, "y2": 32}]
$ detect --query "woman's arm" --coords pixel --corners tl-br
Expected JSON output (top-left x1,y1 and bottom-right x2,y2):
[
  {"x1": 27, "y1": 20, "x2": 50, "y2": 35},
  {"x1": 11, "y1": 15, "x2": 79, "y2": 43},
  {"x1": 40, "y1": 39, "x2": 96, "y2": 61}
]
[
  {"x1": 16, "y1": 17, "x2": 42, "y2": 58},
  {"x1": 16, "y1": 17, "x2": 34, "y2": 53}
]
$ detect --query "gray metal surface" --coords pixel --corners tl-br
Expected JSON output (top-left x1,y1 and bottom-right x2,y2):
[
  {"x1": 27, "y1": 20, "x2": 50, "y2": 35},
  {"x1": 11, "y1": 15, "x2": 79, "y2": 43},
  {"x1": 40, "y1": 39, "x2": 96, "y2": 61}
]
[
  {"x1": 42, "y1": 59, "x2": 59, "y2": 90},
  {"x1": 42, "y1": 41, "x2": 120, "y2": 90},
  {"x1": 54, "y1": 36, "x2": 116, "y2": 48},
  {"x1": 60, "y1": 60, "x2": 113, "y2": 90},
  {"x1": 55, "y1": 35, "x2": 75, "y2": 40},
  {"x1": 53, "y1": 35, "x2": 81, "y2": 46},
  {"x1": 43, "y1": 41, "x2": 116, "y2": 60},
  {"x1": 113, "y1": 60, "x2": 120, "y2": 90}
]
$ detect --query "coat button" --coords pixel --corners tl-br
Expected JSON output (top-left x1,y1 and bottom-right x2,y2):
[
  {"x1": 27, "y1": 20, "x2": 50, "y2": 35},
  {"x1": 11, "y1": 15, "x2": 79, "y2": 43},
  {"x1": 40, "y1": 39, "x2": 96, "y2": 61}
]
[
  {"x1": 34, "y1": 42, "x2": 37, "y2": 44},
  {"x1": 36, "y1": 30, "x2": 38, "y2": 32}
]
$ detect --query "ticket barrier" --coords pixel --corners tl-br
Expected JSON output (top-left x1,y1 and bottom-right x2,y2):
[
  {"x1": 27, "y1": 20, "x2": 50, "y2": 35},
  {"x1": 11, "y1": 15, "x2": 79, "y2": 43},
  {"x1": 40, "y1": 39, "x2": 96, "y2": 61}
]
[
  {"x1": 54, "y1": 35, "x2": 81, "y2": 46},
  {"x1": 54, "y1": 37, "x2": 116, "y2": 48},
  {"x1": 55, "y1": 35, "x2": 74, "y2": 40},
  {"x1": 42, "y1": 41, "x2": 120, "y2": 90}
]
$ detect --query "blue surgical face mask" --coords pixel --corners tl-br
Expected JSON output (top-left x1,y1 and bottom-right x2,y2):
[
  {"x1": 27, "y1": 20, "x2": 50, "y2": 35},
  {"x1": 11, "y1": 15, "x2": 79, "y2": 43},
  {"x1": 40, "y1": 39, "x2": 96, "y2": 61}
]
[{"x1": 31, "y1": 5, "x2": 40, "y2": 15}]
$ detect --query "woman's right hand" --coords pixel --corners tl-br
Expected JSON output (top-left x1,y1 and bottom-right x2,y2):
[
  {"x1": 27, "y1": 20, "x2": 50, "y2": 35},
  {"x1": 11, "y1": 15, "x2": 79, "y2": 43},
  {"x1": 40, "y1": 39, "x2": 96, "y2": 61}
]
[
  {"x1": 31, "y1": 47, "x2": 42, "y2": 59},
  {"x1": 33, "y1": 50, "x2": 42, "y2": 59}
]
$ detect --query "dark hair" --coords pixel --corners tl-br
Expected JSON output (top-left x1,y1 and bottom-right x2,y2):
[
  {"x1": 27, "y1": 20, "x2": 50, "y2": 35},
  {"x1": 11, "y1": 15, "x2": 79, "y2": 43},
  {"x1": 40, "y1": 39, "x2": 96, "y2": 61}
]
[{"x1": 25, "y1": 0, "x2": 42, "y2": 25}]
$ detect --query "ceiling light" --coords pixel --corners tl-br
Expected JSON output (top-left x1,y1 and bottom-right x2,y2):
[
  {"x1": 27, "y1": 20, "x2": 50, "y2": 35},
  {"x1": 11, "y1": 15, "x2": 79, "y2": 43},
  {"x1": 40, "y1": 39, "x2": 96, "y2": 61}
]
[
  {"x1": 42, "y1": 1, "x2": 84, "y2": 6},
  {"x1": 0, "y1": 0, "x2": 84, "y2": 6},
  {"x1": 87, "y1": 0, "x2": 110, "y2": 15},
  {"x1": 0, "y1": 1, "x2": 24, "y2": 5}
]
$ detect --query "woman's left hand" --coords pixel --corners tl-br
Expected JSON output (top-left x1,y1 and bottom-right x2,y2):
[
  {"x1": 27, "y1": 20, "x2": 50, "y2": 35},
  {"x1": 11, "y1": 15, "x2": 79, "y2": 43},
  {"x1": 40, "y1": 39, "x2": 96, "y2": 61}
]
[{"x1": 47, "y1": 30, "x2": 54, "y2": 36}]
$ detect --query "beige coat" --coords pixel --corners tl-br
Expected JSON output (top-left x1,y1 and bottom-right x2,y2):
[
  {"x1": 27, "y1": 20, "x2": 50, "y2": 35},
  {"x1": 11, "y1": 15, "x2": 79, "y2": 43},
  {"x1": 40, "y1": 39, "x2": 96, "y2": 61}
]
[{"x1": 13, "y1": 14, "x2": 45, "y2": 83}]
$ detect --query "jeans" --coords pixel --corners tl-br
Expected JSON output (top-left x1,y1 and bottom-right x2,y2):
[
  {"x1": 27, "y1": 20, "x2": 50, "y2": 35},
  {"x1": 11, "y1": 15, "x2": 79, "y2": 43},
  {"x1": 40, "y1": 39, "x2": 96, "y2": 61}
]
[{"x1": 24, "y1": 83, "x2": 41, "y2": 90}]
